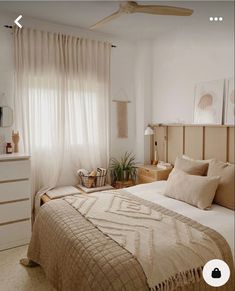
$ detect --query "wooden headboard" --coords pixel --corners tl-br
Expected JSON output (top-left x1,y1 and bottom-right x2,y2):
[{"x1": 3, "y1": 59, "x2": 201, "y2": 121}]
[{"x1": 151, "y1": 124, "x2": 234, "y2": 164}]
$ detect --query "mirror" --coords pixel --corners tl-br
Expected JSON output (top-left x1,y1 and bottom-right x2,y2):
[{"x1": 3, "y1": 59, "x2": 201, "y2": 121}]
[{"x1": 0, "y1": 106, "x2": 13, "y2": 128}]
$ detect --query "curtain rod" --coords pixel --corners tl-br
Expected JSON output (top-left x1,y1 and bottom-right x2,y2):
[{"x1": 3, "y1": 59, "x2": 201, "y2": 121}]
[{"x1": 3, "y1": 25, "x2": 117, "y2": 48}]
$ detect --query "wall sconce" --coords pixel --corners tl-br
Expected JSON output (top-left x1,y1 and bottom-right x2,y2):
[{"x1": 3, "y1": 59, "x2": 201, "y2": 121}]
[
  {"x1": 144, "y1": 126, "x2": 154, "y2": 136},
  {"x1": 144, "y1": 126, "x2": 158, "y2": 165}
]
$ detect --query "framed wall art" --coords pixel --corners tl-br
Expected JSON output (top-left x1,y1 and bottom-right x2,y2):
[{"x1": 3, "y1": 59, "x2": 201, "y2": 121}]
[
  {"x1": 194, "y1": 79, "x2": 224, "y2": 124},
  {"x1": 224, "y1": 77, "x2": 234, "y2": 125}
]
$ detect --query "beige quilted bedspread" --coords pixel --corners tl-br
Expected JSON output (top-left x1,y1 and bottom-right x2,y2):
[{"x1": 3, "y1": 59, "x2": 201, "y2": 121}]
[{"x1": 26, "y1": 190, "x2": 234, "y2": 291}]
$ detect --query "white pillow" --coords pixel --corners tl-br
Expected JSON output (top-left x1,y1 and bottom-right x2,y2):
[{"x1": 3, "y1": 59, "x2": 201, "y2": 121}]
[{"x1": 165, "y1": 169, "x2": 220, "y2": 210}]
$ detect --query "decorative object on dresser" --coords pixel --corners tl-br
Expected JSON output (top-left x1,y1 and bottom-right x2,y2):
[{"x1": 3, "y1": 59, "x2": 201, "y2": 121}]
[
  {"x1": 137, "y1": 163, "x2": 172, "y2": 184},
  {"x1": 109, "y1": 152, "x2": 137, "y2": 188},
  {"x1": 12, "y1": 131, "x2": 20, "y2": 153},
  {"x1": 0, "y1": 154, "x2": 31, "y2": 251},
  {"x1": 6, "y1": 142, "x2": 13, "y2": 154}
]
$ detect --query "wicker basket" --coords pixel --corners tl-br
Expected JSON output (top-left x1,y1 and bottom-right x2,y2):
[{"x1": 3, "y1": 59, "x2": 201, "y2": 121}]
[{"x1": 79, "y1": 174, "x2": 106, "y2": 188}]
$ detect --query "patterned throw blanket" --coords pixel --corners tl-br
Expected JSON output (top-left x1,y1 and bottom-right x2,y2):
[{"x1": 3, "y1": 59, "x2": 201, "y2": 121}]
[
  {"x1": 64, "y1": 190, "x2": 234, "y2": 290},
  {"x1": 24, "y1": 189, "x2": 234, "y2": 291}
]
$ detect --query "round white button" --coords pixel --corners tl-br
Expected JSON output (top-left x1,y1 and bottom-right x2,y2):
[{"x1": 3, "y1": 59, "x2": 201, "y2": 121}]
[{"x1": 203, "y1": 259, "x2": 230, "y2": 287}]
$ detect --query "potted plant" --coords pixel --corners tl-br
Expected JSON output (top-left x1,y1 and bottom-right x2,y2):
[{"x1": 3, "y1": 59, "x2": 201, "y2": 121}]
[{"x1": 109, "y1": 152, "x2": 137, "y2": 187}]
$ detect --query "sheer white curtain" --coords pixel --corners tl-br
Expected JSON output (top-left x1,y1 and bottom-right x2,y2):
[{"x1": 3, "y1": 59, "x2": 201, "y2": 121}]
[{"x1": 13, "y1": 27, "x2": 111, "y2": 200}]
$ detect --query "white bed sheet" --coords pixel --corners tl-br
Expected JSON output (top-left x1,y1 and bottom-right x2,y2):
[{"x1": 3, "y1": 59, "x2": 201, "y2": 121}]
[{"x1": 128, "y1": 181, "x2": 234, "y2": 258}]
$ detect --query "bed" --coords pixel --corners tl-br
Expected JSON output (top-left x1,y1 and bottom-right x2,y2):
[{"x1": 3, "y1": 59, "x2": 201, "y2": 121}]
[
  {"x1": 129, "y1": 181, "x2": 234, "y2": 259},
  {"x1": 22, "y1": 124, "x2": 234, "y2": 290},
  {"x1": 23, "y1": 180, "x2": 234, "y2": 291}
]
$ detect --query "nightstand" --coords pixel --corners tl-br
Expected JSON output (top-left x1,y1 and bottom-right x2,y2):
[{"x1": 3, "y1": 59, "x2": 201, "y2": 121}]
[{"x1": 137, "y1": 164, "x2": 172, "y2": 184}]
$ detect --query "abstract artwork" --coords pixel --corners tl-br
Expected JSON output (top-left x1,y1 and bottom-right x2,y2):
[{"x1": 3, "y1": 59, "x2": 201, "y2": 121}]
[
  {"x1": 194, "y1": 79, "x2": 224, "y2": 124},
  {"x1": 224, "y1": 77, "x2": 234, "y2": 125}
]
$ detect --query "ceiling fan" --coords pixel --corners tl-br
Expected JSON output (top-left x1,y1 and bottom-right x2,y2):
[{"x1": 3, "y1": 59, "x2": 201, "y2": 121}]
[{"x1": 90, "y1": 1, "x2": 194, "y2": 30}]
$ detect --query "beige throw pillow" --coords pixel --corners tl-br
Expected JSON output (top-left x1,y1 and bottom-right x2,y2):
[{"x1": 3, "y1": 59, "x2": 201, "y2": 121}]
[
  {"x1": 165, "y1": 169, "x2": 220, "y2": 210},
  {"x1": 207, "y1": 160, "x2": 235, "y2": 210},
  {"x1": 182, "y1": 155, "x2": 212, "y2": 165},
  {"x1": 174, "y1": 156, "x2": 209, "y2": 176}
]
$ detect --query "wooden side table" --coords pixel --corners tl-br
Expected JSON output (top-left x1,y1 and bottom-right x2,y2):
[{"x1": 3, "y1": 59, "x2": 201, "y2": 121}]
[{"x1": 137, "y1": 164, "x2": 172, "y2": 184}]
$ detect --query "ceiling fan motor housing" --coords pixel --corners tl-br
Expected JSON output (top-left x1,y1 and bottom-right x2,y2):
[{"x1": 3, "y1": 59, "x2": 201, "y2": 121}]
[{"x1": 120, "y1": 1, "x2": 138, "y2": 14}]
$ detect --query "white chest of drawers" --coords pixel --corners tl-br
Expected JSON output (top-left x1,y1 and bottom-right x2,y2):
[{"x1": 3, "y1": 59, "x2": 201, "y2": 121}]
[{"x1": 0, "y1": 154, "x2": 31, "y2": 251}]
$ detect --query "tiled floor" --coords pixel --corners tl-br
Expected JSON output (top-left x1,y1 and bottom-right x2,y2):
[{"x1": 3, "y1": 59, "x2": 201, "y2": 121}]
[{"x1": 0, "y1": 245, "x2": 55, "y2": 291}]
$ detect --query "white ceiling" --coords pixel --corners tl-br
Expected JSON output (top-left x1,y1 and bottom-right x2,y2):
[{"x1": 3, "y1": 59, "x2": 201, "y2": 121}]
[{"x1": 0, "y1": 1, "x2": 234, "y2": 40}]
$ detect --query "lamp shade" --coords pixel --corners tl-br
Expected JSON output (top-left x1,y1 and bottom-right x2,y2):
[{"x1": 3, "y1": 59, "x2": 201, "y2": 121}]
[{"x1": 144, "y1": 126, "x2": 154, "y2": 136}]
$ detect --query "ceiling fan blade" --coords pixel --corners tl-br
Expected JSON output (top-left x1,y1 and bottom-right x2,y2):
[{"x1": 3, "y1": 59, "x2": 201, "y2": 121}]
[
  {"x1": 133, "y1": 5, "x2": 193, "y2": 16},
  {"x1": 90, "y1": 10, "x2": 123, "y2": 30}
]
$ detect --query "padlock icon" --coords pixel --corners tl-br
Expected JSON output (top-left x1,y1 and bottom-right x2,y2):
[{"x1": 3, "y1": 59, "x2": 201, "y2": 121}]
[{"x1": 211, "y1": 268, "x2": 221, "y2": 278}]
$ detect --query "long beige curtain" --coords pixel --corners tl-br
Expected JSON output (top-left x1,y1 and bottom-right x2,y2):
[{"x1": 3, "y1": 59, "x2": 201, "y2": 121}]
[{"x1": 13, "y1": 27, "x2": 111, "y2": 201}]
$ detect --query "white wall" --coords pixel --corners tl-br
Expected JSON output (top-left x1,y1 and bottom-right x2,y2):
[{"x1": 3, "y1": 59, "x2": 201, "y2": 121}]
[
  {"x1": 110, "y1": 44, "x2": 136, "y2": 159},
  {"x1": 152, "y1": 26, "x2": 234, "y2": 124},
  {"x1": 134, "y1": 41, "x2": 153, "y2": 164},
  {"x1": 0, "y1": 11, "x2": 136, "y2": 161},
  {"x1": 1, "y1": 6, "x2": 233, "y2": 167}
]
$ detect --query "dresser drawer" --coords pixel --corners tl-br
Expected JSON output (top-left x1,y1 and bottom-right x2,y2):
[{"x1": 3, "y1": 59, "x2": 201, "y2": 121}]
[
  {"x1": 0, "y1": 200, "x2": 31, "y2": 224},
  {"x1": 0, "y1": 180, "x2": 30, "y2": 203},
  {"x1": 0, "y1": 160, "x2": 30, "y2": 182},
  {"x1": 0, "y1": 220, "x2": 31, "y2": 251}
]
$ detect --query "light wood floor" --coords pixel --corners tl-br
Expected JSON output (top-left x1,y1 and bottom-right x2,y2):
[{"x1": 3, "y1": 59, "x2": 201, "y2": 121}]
[{"x1": 0, "y1": 245, "x2": 55, "y2": 291}]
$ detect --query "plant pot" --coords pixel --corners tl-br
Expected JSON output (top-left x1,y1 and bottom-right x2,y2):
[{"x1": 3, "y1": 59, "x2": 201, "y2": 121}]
[
  {"x1": 114, "y1": 180, "x2": 134, "y2": 189},
  {"x1": 123, "y1": 170, "x2": 130, "y2": 181}
]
